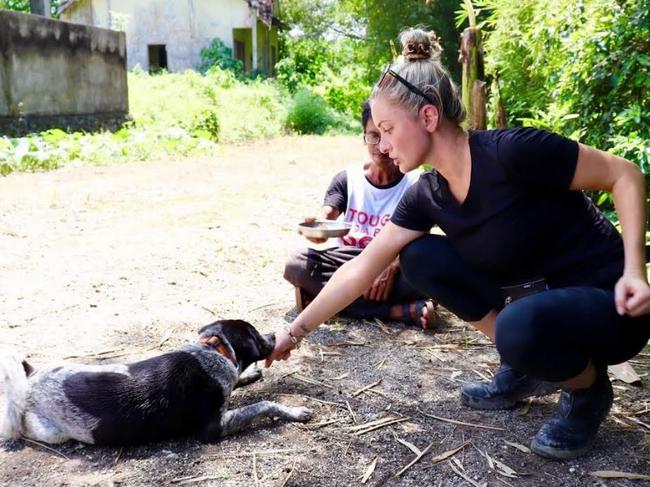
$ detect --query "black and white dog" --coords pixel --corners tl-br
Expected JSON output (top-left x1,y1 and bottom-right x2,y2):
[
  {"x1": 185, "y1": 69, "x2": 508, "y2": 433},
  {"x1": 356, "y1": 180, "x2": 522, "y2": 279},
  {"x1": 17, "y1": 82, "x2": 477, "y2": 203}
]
[{"x1": 0, "y1": 320, "x2": 311, "y2": 446}]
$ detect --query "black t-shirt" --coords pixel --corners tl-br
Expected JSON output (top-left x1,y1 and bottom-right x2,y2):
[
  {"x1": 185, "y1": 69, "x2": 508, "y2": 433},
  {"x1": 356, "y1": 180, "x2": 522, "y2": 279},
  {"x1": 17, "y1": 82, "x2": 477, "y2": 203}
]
[{"x1": 392, "y1": 127, "x2": 624, "y2": 287}]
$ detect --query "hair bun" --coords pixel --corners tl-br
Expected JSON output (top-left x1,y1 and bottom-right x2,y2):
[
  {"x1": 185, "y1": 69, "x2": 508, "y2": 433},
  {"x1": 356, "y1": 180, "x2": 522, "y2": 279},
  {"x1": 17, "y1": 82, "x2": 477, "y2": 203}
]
[{"x1": 400, "y1": 29, "x2": 442, "y2": 62}]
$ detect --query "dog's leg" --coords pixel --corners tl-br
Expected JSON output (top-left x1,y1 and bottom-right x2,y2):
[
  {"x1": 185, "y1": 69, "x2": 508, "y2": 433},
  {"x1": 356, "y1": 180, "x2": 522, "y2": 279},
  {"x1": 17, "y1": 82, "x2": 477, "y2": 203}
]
[
  {"x1": 234, "y1": 366, "x2": 263, "y2": 389},
  {"x1": 214, "y1": 401, "x2": 312, "y2": 438},
  {"x1": 23, "y1": 412, "x2": 70, "y2": 444}
]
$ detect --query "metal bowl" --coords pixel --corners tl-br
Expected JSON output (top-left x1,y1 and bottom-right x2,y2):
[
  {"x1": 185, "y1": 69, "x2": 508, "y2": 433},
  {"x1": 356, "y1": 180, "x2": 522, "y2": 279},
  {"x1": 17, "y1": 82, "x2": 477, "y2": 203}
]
[{"x1": 298, "y1": 220, "x2": 352, "y2": 239}]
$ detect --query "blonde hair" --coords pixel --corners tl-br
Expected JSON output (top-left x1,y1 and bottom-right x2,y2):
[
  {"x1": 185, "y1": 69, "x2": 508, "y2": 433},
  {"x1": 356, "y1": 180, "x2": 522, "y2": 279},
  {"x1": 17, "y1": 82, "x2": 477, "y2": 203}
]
[{"x1": 371, "y1": 28, "x2": 465, "y2": 126}]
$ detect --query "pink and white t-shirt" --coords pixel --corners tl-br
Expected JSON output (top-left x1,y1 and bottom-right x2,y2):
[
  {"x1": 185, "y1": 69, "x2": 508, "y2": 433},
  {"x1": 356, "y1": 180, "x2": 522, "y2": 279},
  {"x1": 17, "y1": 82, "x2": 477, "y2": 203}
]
[{"x1": 326, "y1": 164, "x2": 421, "y2": 249}]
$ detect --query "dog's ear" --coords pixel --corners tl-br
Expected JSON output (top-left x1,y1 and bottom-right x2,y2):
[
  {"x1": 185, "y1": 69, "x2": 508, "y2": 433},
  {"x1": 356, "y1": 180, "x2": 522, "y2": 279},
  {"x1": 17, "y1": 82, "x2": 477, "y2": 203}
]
[
  {"x1": 198, "y1": 321, "x2": 223, "y2": 336},
  {"x1": 22, "y1": 360, "x2": 34, "y2": 377},
  {"x1": 216, "y1": 321, "x2": 275, "y2": 370}
]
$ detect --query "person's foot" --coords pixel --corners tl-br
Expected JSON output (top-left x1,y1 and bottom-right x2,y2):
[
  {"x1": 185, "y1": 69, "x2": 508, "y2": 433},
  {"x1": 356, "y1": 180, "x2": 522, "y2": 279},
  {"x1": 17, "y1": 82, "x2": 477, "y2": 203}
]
[
  {"x1": 530, "y1": 365, "x2": 613, "y2": 460},
  {"x1": 390, "y1": 299, "x2": 437, "y2": 329},
  {"x1": 461, "y1": 362, "x2": 560, "y2": 410}
]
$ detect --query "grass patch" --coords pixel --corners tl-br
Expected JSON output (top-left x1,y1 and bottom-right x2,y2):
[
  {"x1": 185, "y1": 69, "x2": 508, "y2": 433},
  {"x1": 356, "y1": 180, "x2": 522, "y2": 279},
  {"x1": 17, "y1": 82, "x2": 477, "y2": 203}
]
[{"x1": 0, "y1": 67, "x2": 290, "y2": 175}]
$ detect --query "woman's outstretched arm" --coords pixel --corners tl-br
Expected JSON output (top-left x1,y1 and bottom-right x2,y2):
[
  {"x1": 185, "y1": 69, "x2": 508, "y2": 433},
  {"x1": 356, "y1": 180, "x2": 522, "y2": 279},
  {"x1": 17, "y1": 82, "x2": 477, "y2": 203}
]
[{"x1": 266, "y1": 222, "x2": 425, "y2": 366}]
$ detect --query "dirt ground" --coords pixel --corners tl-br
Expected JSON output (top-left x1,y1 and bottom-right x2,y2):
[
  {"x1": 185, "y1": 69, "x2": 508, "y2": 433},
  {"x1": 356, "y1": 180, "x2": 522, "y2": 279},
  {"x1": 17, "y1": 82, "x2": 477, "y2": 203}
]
[{"x1": 0, "y1": 135, "x2": 648, "y2": 487}]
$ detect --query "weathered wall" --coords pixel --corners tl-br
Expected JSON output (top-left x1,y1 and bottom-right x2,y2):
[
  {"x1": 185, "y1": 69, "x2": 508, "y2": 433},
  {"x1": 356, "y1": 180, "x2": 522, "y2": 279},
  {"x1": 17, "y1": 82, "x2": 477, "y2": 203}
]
[
  {"x1": 0, "y1": 9, "x2": 128, "y2": 134},
  {"x1": 61, "y1": 0, "x2": 276, "y2": 73}
]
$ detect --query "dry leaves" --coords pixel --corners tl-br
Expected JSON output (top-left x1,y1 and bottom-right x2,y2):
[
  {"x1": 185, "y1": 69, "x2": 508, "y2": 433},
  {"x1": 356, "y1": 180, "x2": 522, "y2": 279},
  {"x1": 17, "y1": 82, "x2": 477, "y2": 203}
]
[
  {"x1": 430, "y1": 441, "x2": 471, "y2": 464},
  {"x1": 590, "y1": 470, "x2": 650, "y2": 480},
  {"x1": 360, "y1": 457, "x2": 378, "y2": 484}
]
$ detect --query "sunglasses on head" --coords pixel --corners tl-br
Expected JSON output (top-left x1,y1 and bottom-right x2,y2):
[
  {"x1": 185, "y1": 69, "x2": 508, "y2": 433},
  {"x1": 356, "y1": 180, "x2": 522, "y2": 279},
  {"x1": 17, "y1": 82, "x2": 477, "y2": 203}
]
[{"x1": 377, "y1": 64, "x2": 439, "y2": 106}]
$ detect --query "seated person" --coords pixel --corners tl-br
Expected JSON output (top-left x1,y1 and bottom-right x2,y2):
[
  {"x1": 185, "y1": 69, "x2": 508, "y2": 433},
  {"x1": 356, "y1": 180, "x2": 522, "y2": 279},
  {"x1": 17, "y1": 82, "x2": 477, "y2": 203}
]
[{"x1": 284, "y1": 101, "x2": 435, "y2": 328}]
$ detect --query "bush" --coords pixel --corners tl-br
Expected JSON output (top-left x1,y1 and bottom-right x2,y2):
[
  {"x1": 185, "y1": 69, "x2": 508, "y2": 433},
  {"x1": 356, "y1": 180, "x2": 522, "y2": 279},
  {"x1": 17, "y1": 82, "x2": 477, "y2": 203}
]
[
  {"x1": 286, "y1": 89, "x2": 336, "y2": 135},
  {"x1": 0, "y1": 68, "x2": 289, "y2": 174},
  {"x1": 479, "y1": 0, "x2": 650, "y2": 215},
  {"x1": 198, "y1": 38, "x2": 244, "y2": 75},
  {"x1": 276, "y1": 36, "x2": 371, "y2": 121}
]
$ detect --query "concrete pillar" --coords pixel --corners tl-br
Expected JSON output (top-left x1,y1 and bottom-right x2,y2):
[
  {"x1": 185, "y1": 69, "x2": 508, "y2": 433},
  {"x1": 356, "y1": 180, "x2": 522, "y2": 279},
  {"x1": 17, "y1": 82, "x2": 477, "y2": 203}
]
[{"x1": 29, "y1": 0, "x2": 51, "y2": 17}]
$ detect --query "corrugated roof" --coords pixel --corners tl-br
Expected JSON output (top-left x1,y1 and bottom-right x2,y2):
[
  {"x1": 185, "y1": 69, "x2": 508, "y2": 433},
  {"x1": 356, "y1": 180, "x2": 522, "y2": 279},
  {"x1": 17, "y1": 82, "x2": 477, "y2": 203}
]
[{"x1": 248, "y1": 0, "x2": 274, "y2": 28}]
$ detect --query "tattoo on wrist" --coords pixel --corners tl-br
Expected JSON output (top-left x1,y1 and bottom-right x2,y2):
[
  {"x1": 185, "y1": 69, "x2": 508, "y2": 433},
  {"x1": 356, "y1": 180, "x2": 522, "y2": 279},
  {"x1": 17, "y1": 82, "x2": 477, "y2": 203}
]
[{"x1": 298, "y1": 323, "x2": 311, "y2": 337}]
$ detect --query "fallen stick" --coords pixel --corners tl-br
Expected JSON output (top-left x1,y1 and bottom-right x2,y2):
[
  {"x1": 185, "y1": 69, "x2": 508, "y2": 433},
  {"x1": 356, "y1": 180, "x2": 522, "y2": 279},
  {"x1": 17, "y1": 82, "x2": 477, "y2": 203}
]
[
  {"x1": 365, "y1": 388, "x2": 391, "y2": 399},
  {"x1": 171, "y1": 475, "x2": 226, "y2": 485},
  {"x1": 361, "y1": 457, "x2": 378, "y2": 484},
  {"x1": 250, "y1": 301, "x2": 278, "y2": 312},
  {"x1": 449, "y1": 460, "x2": 483, "y2": 487},
  {"x1": 279, "y1": 367, "x2": 302, "y2": 379},
  {"x1": 208, "y1": 448, "x2": 303, "y2": 459},
  {"x1": 280, "y1": 466, "x2": 294, "y2": 487},
  {"x1": 430, "y1": 441, "x2": 471, "y2": 465},
  {"x1": 347, "y1": 416, "x2": 410, "y2": 436},
  {"x1": 276, "y1": 393, "x2": 347, "y2": 409},
  {"x1": 290, "y1": 373, "x2": 334, "y2": 389},
  {"x1": 395, "y1": 440, "x2": 436, "y2": 477},
  {"x1": 345, "y1": 400, "x2": 357, "y2": 424},
  {"x1": 253, "y1": 453, "x2": 259, "y2": 486},
  {"x1": 623, "y1": 415, "x2": 650, "y2": 432},
  {"x1": 352, "y1": 379, "x2": 382, "y2": 397},
  {"x1": 299, "y1": 418, "x2": 344, "y2": 429},
  {"x1": 418, "y1": 408, "x2": 505, "y2": 431},
  {"x1": 63, "y1": 348, "x2": 121, "y2": 360},
  {"x1": 114, "y1": 447, "x2": 124, "y2": 466},
  {"x1": 22, "y1": 438, "x2": 70, "y2": 460}
]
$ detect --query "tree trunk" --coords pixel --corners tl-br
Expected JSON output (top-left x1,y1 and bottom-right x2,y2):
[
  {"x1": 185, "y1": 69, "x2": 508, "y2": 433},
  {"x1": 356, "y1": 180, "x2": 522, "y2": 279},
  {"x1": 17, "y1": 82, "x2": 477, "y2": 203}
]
[
  {"x1": 471, "y1": 80, "x2": 487, "y2": 130},
  {"x1": 495, "y1": 74, "x2": 507, "y2": 128},
  {"x1": 458, "y1": 26, "x2": 485, "y2": 129}
]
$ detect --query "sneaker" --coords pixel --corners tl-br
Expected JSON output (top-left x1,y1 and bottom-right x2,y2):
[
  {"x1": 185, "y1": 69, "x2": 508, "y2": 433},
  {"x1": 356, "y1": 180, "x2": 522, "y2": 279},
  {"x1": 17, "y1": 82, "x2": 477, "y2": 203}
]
[
  {"x1": 461, "y1": 362, "x2": 560, "y2": 410},
  {"x1": 530, "y1": 365, "x2": 613, "y2": 460}
]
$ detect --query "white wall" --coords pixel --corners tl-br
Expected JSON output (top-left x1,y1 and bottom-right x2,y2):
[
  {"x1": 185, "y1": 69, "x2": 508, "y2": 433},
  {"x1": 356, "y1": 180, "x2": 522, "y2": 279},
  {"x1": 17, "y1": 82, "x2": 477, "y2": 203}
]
[{"x1": 63, "y1": 0, "x2": 258, "y2": 71}]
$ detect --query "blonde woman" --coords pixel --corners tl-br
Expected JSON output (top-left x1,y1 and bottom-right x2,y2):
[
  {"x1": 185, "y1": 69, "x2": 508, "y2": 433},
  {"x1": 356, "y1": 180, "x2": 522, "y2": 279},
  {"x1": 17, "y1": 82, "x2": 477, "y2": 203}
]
[{"x1": 268, "y1": 28, "x2": 650, "y2": 460}]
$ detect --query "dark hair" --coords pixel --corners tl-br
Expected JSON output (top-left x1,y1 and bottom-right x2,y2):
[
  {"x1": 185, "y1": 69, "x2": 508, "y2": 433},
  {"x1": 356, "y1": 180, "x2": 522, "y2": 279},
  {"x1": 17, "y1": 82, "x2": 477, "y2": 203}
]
[
  {"x1": 371, "y1": 28, "x2": 465, "y2": 126},
  {"x1": 361, "y1": 100, "x2": 372, "y2": 131}
]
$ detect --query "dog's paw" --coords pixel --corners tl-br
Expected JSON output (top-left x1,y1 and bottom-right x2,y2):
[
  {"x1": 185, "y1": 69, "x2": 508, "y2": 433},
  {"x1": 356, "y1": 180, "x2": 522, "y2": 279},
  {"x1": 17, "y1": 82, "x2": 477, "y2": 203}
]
[
  {"x1": 247, "y1": 369, "x2": 263, "y2": 382},
  {"x1": 1, "y1": 439, "x2": 25, "y2": 452},
  {"x1": 235, "y1": 367, "x2": 263, "y2": 388},
  {"x1": 289, "y1": 406, "x2": 313, "y2": 422}
]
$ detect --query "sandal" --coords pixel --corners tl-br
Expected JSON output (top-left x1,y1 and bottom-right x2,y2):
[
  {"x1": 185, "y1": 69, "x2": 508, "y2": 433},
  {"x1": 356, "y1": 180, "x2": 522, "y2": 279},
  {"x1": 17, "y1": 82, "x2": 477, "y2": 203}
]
[{"x1": 401, "y1": 299, "x2": 437, "y2": 330}]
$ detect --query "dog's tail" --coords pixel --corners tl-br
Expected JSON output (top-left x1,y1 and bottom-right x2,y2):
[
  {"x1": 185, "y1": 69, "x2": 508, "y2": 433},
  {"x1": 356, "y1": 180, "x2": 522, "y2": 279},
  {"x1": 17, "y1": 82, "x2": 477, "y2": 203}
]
[{"x1": 0, "y1": 346, "x2": 31, "y2": 440}]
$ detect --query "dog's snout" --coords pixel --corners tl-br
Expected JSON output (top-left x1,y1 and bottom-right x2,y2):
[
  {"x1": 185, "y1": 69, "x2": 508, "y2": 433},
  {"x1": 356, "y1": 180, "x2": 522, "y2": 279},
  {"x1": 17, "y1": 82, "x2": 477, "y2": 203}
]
[{"x1": 263, "y1": 333, "x2": 276, "y2": 354}]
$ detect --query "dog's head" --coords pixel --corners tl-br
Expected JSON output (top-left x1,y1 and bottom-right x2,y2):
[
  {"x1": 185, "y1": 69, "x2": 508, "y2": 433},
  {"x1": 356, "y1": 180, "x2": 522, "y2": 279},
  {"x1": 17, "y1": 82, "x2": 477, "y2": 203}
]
[{"x1": 198, "y1": 320, "x2": 275, "y2": 371}]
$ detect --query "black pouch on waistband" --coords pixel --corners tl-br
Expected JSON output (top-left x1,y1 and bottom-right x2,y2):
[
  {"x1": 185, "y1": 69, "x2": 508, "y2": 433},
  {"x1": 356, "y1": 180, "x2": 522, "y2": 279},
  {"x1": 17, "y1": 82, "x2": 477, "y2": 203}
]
[{"x1": 500, "y1": 278, "x2": 549, "y2": 306}]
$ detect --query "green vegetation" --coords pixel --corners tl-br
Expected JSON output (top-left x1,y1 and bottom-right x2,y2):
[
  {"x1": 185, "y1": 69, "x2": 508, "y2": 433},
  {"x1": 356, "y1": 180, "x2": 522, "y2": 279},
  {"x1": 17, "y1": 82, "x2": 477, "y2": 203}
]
[
  {"x1": 0, "y1": 68, "x2": 287, "y2": 175},
  {"x1": 286, "y1": 89, "x2": 335, "y2": 135},
  {"x1": 275, "y1": 0, "x2": 461, "y2": 122},
  {"x1": 476, "y1": 0, "x2": 650, "y2": 215},
  {"x1": 1, "y1": 0, "x2": 648, "y2": 208},
  {"x1": 0, "y1": 0, "x2": 61, "y2": 16},
  {"x1": 198, "y1": 38, "x2": 244, "y2": 75}
]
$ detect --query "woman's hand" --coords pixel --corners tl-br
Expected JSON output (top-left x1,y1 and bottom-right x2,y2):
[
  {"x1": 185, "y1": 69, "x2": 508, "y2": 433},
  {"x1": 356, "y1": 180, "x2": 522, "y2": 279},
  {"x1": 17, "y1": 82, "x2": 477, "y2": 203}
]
[
  {"x1": 614, "y1": 272, "x2": 650, "y2": 317},
  {"x1": 265, "y1": 330, "x2": 296, "y2": 367},
  {"x1": 364, "y1": 260, "x2": 399, "y2": 301}
]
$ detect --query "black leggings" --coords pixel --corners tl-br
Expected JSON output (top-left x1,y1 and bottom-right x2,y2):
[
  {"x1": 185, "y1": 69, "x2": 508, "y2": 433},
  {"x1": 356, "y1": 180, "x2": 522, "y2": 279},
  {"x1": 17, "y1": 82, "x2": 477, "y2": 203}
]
[{"x1": 400, "y1": 235, "x2": 650, "y2": 382}]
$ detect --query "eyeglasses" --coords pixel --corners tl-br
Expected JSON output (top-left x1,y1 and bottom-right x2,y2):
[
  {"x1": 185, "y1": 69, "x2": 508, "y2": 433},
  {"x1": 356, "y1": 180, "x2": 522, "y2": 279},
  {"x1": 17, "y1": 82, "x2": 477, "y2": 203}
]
[
  {"x1": 377, "y1": 64, "x2": 438, "y2": 106},
  {"x1": 363, "y1": 132, "x2": 381, "y2": 145}
]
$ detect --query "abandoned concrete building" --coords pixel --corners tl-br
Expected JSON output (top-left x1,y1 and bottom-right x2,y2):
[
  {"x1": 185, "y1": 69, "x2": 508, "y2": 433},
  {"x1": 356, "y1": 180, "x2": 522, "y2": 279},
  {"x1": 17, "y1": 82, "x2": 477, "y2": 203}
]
[{"x1": 57, "y1": 0, "x2": 279, "y2": 74}]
